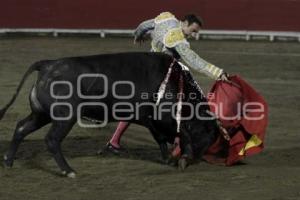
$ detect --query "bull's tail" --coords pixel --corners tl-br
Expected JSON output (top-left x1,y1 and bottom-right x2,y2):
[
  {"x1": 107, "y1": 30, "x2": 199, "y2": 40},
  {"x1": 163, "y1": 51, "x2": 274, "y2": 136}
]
[{"x1": 0, "y1": 61, "x2": 45, "y2": 121}]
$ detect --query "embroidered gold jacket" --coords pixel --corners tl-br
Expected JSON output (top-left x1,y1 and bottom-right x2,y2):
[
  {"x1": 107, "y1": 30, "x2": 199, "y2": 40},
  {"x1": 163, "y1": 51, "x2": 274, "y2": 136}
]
[{"x1": 134, "y1": 12, "x2": 224, "y2": 80}]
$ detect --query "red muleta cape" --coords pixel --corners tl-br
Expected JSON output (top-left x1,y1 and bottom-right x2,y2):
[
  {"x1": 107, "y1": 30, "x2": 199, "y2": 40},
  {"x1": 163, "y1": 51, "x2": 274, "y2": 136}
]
[{"x1": 203, "y1": 75, "x2": 268, "y2": 166}]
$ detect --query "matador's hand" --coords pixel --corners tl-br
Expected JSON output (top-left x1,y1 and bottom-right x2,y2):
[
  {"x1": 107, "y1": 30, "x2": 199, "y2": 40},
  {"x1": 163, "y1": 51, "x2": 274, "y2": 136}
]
[{"x1": 218, "y1": 72, "x2": 229, "y2": 82}]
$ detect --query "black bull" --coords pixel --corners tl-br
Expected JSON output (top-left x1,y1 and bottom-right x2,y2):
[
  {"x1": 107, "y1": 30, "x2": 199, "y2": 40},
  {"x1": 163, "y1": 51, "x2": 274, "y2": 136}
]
[{"x1": 0, "y1": 52, "x2": 219, "y2": 177}]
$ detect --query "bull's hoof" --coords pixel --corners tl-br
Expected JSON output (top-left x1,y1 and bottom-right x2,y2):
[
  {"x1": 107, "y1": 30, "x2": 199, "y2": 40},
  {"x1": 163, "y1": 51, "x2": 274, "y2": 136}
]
[
  {"x1": 67, "y1": 172, "x2": 76, "y2": 178},
  {"x1": 165, "y1": 156, "x2": 178, "y2": 167},
  {"x1": 161, "y1": 158, "x2": 170, "y2": 165},
  {"x1": 3, "y1": 154, "x2": 13, "y2": 168},
  {"x1": 62, "y1": 171, "x2": 76, "y2": 178},
  {"x1": 178, "y1": 158, "x2": 188, "y2": 171}
]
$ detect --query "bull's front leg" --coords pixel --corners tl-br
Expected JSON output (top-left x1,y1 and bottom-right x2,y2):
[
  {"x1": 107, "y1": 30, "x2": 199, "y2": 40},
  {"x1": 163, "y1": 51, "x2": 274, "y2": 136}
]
[
  {"x1": 146, "y1": 121, "x2": 169, "y2": 164},
  {"x1": 177, "y1": 131, "x2": 194, "y2": 171},
  {"x1": 158, "y1": 142, "x2": 169, "y2": 163}
]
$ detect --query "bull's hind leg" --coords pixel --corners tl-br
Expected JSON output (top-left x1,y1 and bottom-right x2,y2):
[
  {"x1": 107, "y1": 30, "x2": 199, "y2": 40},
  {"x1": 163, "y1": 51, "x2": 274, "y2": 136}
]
[
  {"x1": 4, "y1": 112, "x2": 50, "y2": 167},
  {"x1": 45, "y1": 120, "x2": 76, "y2": 178}
]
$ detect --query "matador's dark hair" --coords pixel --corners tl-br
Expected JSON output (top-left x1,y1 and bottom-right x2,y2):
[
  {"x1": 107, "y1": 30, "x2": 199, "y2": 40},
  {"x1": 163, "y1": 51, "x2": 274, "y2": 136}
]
[{"x1": 182, "y1": 14, "x2": 204, "y2": 27}]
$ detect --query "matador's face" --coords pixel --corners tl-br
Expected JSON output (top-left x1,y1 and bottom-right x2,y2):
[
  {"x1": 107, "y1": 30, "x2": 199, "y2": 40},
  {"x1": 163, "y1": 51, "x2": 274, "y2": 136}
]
[{"x1": 182, "y1": 22, "x2": 201, "y2": 39}]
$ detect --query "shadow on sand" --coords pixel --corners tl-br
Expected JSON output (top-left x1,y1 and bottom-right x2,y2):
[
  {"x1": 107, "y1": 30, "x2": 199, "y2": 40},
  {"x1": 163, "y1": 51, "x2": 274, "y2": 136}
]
[{"x1": 0, "y1": 136, "x2": 299, "y2": 176}]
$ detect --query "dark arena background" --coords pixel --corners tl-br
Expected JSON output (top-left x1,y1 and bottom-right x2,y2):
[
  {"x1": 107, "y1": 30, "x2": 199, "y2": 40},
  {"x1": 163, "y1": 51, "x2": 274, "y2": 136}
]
[{"x1": 0, "y1": 1, "x2": 300, "y2": 200}]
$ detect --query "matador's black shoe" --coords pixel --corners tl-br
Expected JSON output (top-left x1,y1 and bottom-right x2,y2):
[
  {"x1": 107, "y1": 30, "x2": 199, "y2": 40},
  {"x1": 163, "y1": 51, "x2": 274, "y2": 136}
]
[{"x1": 97, "y1": 142, "x2": 128, "y2": 156}]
